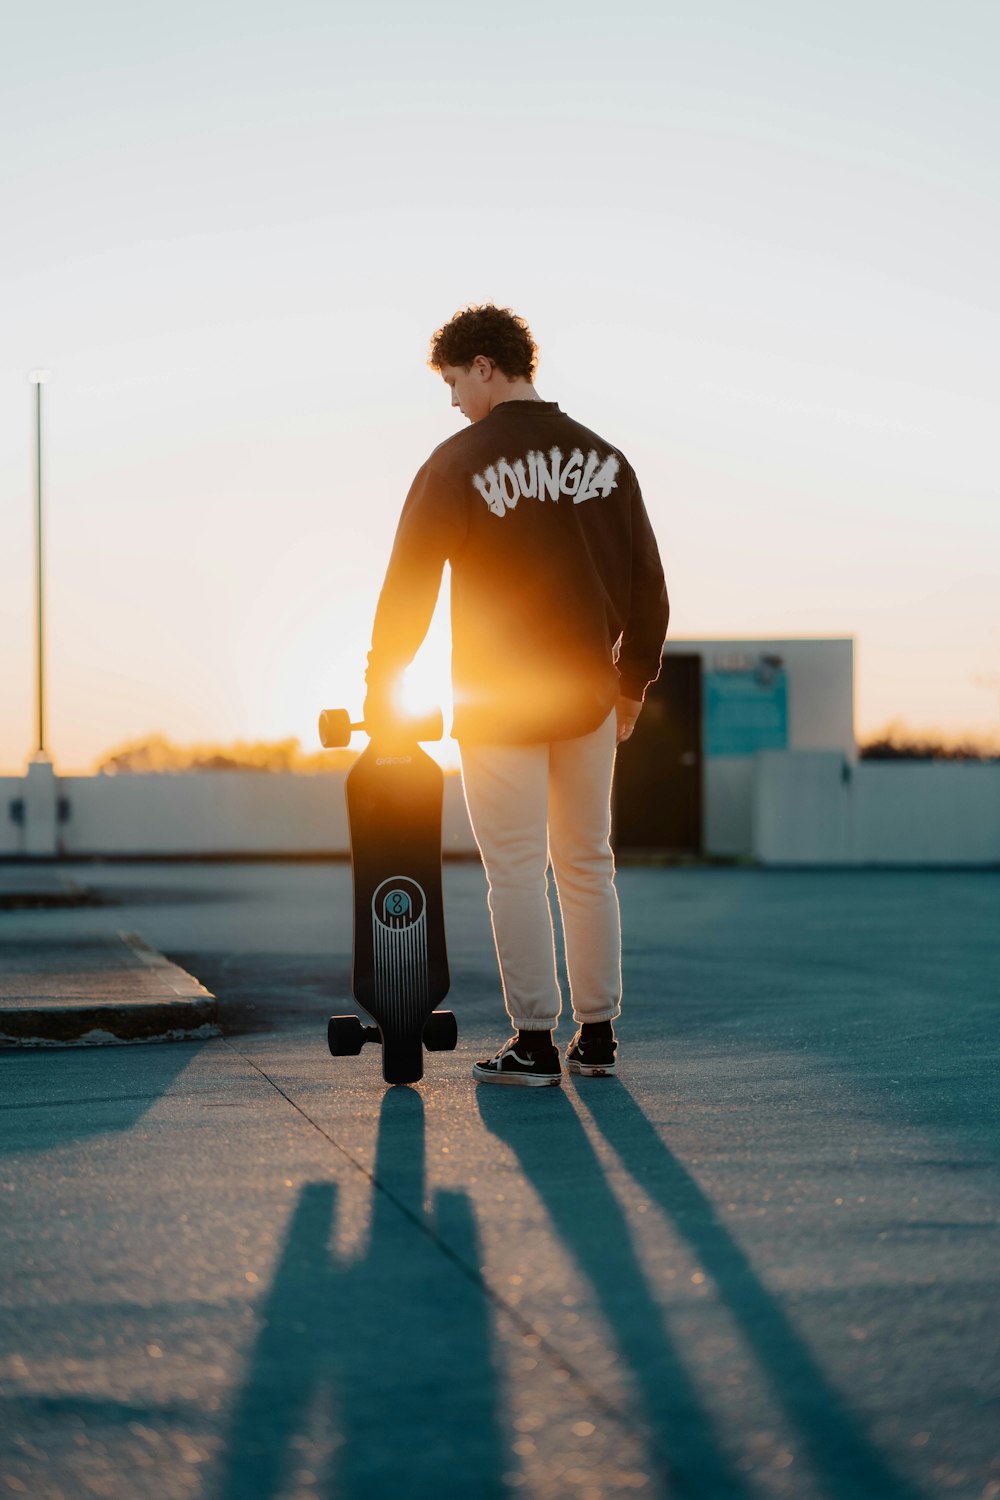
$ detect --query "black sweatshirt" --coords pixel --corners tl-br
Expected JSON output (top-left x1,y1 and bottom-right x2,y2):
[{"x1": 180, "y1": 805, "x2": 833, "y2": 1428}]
[{"x1": 365, "y1": 400, "x2": 669, "y2": 744}]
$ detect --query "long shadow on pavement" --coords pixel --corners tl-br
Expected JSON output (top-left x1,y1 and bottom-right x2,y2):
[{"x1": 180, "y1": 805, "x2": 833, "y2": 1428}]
[
  {"x1": 478, "y1": 1086, "x2": 755, "y2": 1500},
  {"x1": 578, "y1": 1079, "x2": 924, "y2": 1500},
  {"x1": 211, "y1": 1088, "x2": 507, "y2": 1500}
]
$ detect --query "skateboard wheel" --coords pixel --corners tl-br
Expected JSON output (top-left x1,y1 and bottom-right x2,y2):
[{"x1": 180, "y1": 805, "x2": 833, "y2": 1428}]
[
  {"x1": 422, "y1": 1010, "x2": 458, "y2": 1052},
  {"x1": 319, "y1": 708, "x2": 352, "y2": 749},
  {"x1": 327, "y1": 1014, "x2": 366, "y2": 1056}
]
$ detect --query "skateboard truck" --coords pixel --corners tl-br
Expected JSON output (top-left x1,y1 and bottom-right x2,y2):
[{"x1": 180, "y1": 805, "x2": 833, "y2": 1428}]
[
  {"x1": 327, "y1": 1010, "x2": 458, "y2": 1056},
  {"x1": 318, "y1": 706, "x2": 444, "y2": 749}
]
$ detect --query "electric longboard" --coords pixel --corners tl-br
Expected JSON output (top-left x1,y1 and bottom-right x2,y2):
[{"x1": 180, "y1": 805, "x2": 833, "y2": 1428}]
[{"x1": 319, "y1": 706, "x2": 455, "y2": 1085}]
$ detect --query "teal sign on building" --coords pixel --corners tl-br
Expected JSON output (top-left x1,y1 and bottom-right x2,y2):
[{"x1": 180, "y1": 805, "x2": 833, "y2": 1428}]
[{"x1": 705, "y1": 665, "x2": 789, "y2": 757}]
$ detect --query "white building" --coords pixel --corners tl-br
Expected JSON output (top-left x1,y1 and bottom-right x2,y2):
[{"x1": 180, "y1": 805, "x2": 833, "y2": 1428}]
[{"x1": 614, "y1": 637, "x2": 855, "y2": 857}]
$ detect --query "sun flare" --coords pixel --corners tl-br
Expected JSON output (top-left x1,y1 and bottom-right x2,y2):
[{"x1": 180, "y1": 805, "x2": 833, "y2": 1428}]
[{"x1": 399, "y1": 640, "x2": 457, "y2": 767}]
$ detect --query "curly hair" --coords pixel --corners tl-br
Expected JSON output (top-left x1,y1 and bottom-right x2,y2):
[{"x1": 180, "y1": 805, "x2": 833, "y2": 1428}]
[{"x1": 428, "y1": 304, "x2": 538, "y2": 381}]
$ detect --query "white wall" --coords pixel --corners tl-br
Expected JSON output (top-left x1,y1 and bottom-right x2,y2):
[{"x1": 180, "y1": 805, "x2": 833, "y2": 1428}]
[
  {"x1": 5, "y1": 754, "x2": 995, "y2": 866},
  {"x1": 854, "y1": 762, "x2": 1000, "y2": 864},
  {"x1": 703, "y1": 760, "x2": 755, "y2": 858},
  {"x1": 754, "y1": 752, "x2": 1000, "y2": 866},
  {"x1": 63, "y1": 772, "x2": 347, "y2": 855},
  {"x1": 2, "y1": 769, "x2": 479, "y2": 858}
]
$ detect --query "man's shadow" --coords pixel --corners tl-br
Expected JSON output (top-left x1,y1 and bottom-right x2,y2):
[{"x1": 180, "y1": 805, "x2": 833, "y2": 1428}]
[
  {"x1": 477, "y1": 1086, "x2": 754, "y2": 1500},
  {"x1": 213, "y1": 1089, "x2": 507, "y2": 1499},
  {"x1": 481, "y1": 1078, "x2": 922, "y2": 1500}
]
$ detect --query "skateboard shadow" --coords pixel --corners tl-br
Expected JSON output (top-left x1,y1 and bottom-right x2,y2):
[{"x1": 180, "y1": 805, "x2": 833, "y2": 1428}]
[
  {"x1": 576, "y1": 1080, "x2": 924, "y2": 1500},
  {"x1": 211, "y1": 1089, "x2": 507, "y2": 1500},
  {"x1": 476, "y1": 1086, "x2": 754, "y2": 1500}
]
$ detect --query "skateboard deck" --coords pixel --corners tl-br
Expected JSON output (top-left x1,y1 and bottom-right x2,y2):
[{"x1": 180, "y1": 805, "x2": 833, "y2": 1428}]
[{"x1": 324, "y1": 713, "x2": 454, "y2": 1085}]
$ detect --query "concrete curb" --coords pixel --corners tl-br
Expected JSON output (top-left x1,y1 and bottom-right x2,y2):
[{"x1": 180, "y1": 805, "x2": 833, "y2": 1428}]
[
  {"x1": 0, "y1": 931, "x2": 220, "y2": 1047},
  {"x1": 0, "y1": 867, "x2": 99, "y2": 910}
]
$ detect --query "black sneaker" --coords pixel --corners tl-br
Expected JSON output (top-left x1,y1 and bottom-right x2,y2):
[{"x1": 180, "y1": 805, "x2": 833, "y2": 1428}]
[
  {"x1": 472, "y1": 1036, "x2": 562, "y2": 1088},
  {"x1": 565, "y1": 1029, "x2": 617, "y2": 1077}
]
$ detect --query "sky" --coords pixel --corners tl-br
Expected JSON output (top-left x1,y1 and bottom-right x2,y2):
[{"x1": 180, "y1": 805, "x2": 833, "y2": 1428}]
[{"x1": 1, "y1": 0, "x2": 998, "y2": 772}]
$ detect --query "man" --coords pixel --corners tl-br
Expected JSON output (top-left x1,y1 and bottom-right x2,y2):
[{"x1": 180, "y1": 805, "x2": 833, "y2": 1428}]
[{"x1": 364, "y1": 304, "x2": 668, "y2": 1087}]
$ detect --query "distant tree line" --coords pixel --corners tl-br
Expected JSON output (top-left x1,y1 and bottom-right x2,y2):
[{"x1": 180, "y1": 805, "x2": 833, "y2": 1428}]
[
  {"x1": 859, "y1": 732, "x2": 998, "y2": 762},
  {"x1": 95, "y1": 733, "x2": 357, "y2": 774},
  {"x1": 94, "y1": 729, "x2": 998, "y2": 772}
]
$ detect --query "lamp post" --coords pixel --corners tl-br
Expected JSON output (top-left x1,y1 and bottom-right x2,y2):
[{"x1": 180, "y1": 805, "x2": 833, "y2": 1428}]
[{"x1": 27, "y1": 369, "x2": 51, "y2": 760}]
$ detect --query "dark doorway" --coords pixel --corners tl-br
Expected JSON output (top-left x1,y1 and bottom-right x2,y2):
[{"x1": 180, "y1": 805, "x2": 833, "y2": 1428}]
[{"x1": 613, "y1": 653, "x2": 703, "y2": 854}]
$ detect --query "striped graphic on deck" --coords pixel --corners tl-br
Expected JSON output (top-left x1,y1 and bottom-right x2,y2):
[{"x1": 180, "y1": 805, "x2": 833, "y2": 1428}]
[{"x1": 371, "y1": 876, "x2": 428, "y2": 1030}]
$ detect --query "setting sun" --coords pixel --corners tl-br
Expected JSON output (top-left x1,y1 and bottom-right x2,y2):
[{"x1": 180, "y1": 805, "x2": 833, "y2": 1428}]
[{"x1": 362, "y1": 576, "x2": 458, "y2": 767}]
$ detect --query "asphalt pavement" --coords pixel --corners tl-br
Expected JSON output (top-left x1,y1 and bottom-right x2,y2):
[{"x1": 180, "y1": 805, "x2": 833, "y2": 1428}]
[{"x1": 1, "y1": 861, "x2": 998, "y2": 1500}]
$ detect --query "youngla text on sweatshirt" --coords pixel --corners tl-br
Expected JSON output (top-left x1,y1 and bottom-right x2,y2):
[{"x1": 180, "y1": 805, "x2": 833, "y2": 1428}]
[{"x1": 365, "y1": 400, "x2": 669, "y2": 744}]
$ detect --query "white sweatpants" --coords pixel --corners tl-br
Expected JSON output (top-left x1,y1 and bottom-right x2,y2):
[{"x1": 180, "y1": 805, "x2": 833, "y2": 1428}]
[{"x1": 459, "y1": 710, "x2": 621, "y2": 1032}]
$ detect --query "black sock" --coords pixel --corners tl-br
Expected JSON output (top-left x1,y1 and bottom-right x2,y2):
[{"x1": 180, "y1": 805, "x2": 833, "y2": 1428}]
[
  {"x1": 517, "y1": 1028, "x2": 553, "y2": 1055},
  {"x1": 580, "y1": 1020, "x2": 614, "y2": 1041}
]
